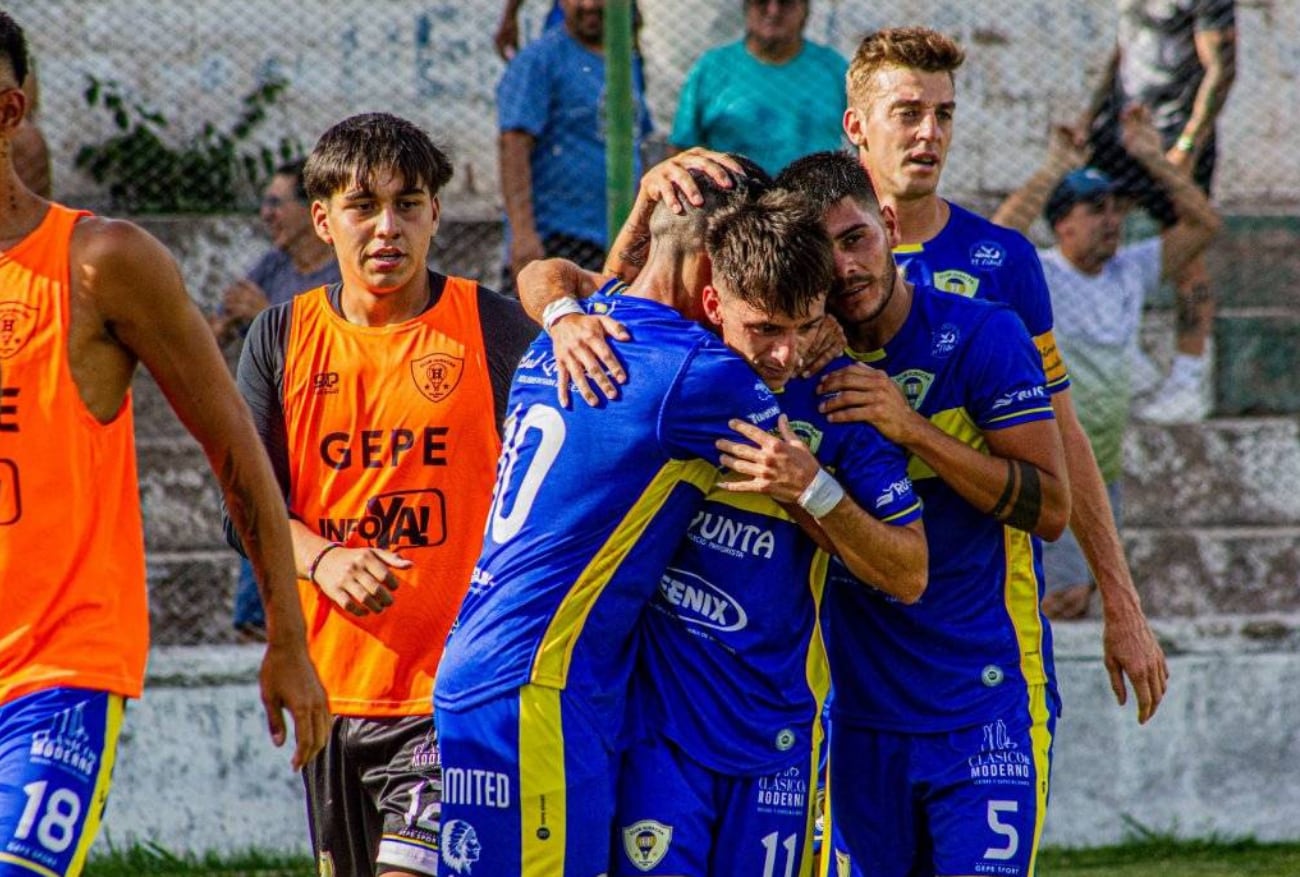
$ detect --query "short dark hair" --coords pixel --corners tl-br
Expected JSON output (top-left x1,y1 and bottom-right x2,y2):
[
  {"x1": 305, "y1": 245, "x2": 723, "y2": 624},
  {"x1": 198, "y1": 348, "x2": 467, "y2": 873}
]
[
  {"x1": 647, "y1": 154, "x2": 773, "y2": 253},
  {"x1": 0, "y1": 12, "x2": 30, "y2": 87},
  {"x1": 776, "y1": 150, "x2": 881, "y2": 217},
  {"x1": 304, "y1": 113, "x2": 453, "y2": 201},
  {"x1": 706, "y1": 189, "x2": 833, "y2": 318},
  {"x1": 274, "y1": 158, "x2": 309, "y2": 202}
]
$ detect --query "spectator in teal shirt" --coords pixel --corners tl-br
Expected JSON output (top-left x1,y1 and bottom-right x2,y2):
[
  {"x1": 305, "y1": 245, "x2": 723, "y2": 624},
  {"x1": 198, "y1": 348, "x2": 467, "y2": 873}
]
[{"x1": 670, "y1": 0, "x2": 846, "y2": 176}]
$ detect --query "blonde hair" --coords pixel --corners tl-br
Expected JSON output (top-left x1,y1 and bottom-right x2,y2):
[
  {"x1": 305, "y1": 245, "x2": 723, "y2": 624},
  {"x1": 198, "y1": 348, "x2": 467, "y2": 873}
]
[{"x1": 846, "y1": 27, "x2": 965, "y2": 110}]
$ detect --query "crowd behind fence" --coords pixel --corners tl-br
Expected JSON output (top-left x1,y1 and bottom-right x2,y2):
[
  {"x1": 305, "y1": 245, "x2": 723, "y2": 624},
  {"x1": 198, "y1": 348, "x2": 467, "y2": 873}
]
[{"x1": 8, "y1": 0, "x2": 1298, "y2": 643}]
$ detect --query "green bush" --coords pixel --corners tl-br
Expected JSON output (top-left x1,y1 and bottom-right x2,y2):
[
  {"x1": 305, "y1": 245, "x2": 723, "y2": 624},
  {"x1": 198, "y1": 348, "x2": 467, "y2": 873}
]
[{"x1": 74, "y1": 74, "x2": 300, "y2": 214}]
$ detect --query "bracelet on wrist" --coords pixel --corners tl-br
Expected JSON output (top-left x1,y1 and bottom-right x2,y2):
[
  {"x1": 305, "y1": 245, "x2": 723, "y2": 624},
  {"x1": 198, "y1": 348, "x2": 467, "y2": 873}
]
[
  {"x1": 797, "y1": 469, "x2": 845, "y2": 520},
  {"x1": 306, "y1": 542, "x2": 342, "y2": 584},
  {"x1": 542, "y1": 296, "x2": 584, "y2": 332},
  {"x1": 1174, "y1": 134, "x2": 1195, "y2": 153}
]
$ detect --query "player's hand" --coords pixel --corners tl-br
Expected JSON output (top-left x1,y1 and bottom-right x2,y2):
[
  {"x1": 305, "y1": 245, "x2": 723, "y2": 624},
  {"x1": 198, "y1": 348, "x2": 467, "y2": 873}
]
[
  {"x1": 550, "y1": 313, "x2": 630, "y2": 408},
  {"x1": 817, "y1": 362, "x2": 919, "y2": 443},
  {"x1": 313, "y1": 546, "x2": 412, "y2": 616},
  {"x1": 640, "y1": 148, "x2": 747, "y2": 215},
  {"x1": 716, "y1": 415, "x2": 821, "y2": 504},
  {"x1": 800, "y1": 316, "x2": 846, "y2": 378},
  {"x1": 510, "y1": 230, "x2": 545, "y2": 282},
  {"x1": 1102, "y1": 600, "x2": 1170, "y2": 724},
  {"x1": 222, "y1": 279, "x2": 271, "y2": 321},
  {"x1": 258, "y1": 638, "x2": 330, "y2": 772},
  {"x1": 494, "y1": 9, "x2": 521, "y2": 60}
]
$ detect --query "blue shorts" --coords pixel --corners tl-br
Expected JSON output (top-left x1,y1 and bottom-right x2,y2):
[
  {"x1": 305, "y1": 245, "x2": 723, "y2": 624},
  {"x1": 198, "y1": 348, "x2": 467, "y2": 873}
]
[
  {"x1": 0, "y1": 688, "x2": 125, "y2": 877},
  {"x1": 435, "y1": 685, "x2": 615, "y2": 877},
  {"x1": 614, "y1": 734, "x2": 816, "y2": 877},
  {"x1": 827, "y1": 686, "x2": 1057, "y2": 877}
]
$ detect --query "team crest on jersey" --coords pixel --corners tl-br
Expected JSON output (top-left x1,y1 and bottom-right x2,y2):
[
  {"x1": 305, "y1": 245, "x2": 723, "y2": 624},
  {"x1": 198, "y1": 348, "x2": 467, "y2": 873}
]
[
  {"x1": 970, "y1": 240, "x2": 1006, "y2": 267},
  {"x1": 892, "y1": 369, "x2": 934, "y2": 411},
  {"x1": 623, "y1": 819, "x2": 673, "y2": 871},
  {"x1": 0, "y1": 301, "x2": 38, "y2": 359},
  {"x1": 932, "y1": 269, "x2": 980, "y2": 298},
  {"x1": 441, "y1": 819, "x2": 483, "y2": 873},
  {"x1": 786, "y1": 419, "x2": 823, "y2": 453},
  {"x1": 411, "y1": 352, "x2": 464, "y2": 402}
]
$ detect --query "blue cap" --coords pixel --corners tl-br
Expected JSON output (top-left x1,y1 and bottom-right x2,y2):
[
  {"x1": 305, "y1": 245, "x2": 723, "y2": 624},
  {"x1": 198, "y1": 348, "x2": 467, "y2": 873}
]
[{"x1": 1044, "y1": 168, "x2": 1116, "y2": 226}]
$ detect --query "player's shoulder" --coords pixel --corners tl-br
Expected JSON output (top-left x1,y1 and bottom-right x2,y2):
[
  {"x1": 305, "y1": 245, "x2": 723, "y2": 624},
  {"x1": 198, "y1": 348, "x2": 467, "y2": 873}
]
[
  {"x1": 913, "y1": 281, "x2": 1018, "y2": 335},
  {"x1": 944, "y1": 201, "x2": 1040, "y2": 263}
]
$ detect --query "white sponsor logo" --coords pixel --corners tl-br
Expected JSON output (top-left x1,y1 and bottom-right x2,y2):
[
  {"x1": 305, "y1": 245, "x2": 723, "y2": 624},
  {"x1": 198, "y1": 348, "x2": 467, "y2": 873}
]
[
  {"x1": 970, "y1": 241, "x2": 1006, "y2": 267},
  {"x1": 689, "y1": 509, "x2": 776, "y2": 559},
  {"x1": 441, "y1": 819, "x2": 483, "y2": 873},
  {"x1": 968, "y1": 719, "x2": 1032, "y2": 783},
  {"x1": 443, "y1": 768, "x2": 512, "y2": 808},
  {"x1": 991, "y1": 386, "x2": 1047, "y2": 409},
  {"x1": 658, "y1": 568, "x2": 748, "y2": 632},
  {"x1": 875, "y1": 477, "x2": 914, "y2": 509},
  {"x1": 30, "y1": 703, "x2": 98, "y2": 779}
]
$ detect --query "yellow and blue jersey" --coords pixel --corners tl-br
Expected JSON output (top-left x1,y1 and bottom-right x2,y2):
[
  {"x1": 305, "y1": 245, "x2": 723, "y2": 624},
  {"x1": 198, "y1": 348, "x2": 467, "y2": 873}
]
[
  {"x1": 894, "y1": 201, "x2": 1071, "y2": 395},
  {"x1": 434, "y1": 283, "x2": 782, "y2": 745},
  {"x1": 632, "y1": 360, "x2": 922, "y2": 775},
  {"x1": 824, "y1": 285, "x2": 1058, "y2": 732}
]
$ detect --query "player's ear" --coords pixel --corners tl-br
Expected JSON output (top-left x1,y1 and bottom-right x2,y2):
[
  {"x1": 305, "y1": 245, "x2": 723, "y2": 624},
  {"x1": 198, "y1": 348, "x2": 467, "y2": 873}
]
[
  {"x1": 429, "y1": 194, "x2": 442, "y2": 234},
  {"x1": 701, "y1": 284, "x2": 724, "y2": 328},
  {"x1": 311, "y1": 198, "x2": 333, "y2": 245},
  {"x1": 844, "y1": 106, "x2": 868, "y2": 149},
  {"x1": 879, "y1": 205, "x2": 900, "y2": 249}
]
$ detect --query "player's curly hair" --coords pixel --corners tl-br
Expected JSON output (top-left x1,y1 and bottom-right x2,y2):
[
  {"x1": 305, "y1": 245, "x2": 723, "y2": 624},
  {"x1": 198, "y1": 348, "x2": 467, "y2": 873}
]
[
  {"x1": 846, "y1": 26, "x2": 965, "y2": 110},
  {"x1": 706, "y1": 189, "x2": 833, "y2": 319}
]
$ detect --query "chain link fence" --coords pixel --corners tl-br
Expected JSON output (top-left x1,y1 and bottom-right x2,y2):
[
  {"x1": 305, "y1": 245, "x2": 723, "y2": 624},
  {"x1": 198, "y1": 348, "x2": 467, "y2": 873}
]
[{"x1": 9, "y1": 1, "x2": 1297, "y2": 642}]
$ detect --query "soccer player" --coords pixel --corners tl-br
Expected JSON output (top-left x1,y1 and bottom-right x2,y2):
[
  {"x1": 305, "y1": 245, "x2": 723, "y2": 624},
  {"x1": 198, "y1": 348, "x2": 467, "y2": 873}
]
[
  {"x1": 611, "y1": 191, "x2": 926, "y2": 877},
  {"x1": 0, "y1": 13, "x2": 328, "y2": 877},
  {"x1": 227, "y1": 113, "x2": 537, "y2": 877},
  {"x1": 840, "y1": 27, "x2": 1168, "y2": 725},
  {"x1": 432, "y1": 171, "x2": 790, "y2": 877},
  {"x1": 778, "y1": 149, "x2": 1070, "y2": 877}
]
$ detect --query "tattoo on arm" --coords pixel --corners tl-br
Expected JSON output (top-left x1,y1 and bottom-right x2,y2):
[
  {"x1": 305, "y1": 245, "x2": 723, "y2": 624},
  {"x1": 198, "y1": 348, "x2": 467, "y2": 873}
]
[
  {"x1": 615, "y1": 231, "x2": 650, "y2": 276},
  {"x1": 989, "y1": 459, "x2": 1044, "y2": 532}
]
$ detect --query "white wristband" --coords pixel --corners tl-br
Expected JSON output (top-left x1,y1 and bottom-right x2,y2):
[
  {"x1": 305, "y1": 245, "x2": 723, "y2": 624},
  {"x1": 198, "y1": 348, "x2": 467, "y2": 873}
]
[
  {"x1": 797, "y1": 469, "x2": 844, "y2": 519},
  {"x1": 542, "y1": 296, "x2": 584, "y2": 332}
]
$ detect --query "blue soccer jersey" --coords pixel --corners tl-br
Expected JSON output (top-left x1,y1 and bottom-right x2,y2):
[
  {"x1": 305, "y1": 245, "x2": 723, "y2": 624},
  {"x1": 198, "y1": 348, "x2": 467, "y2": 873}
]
[
  {"x1": 633, "y1": 360, "x2": 922, "y2": 775},
  {"x1": 893, "y1": 201, "x2": 1070, "y2": 395},
  {"x1": 434, "y1": 283, "x2": 782, "y2": 742},
  {"x1": 823, "y1": 285, "x2": 1058, "y2": 732}
]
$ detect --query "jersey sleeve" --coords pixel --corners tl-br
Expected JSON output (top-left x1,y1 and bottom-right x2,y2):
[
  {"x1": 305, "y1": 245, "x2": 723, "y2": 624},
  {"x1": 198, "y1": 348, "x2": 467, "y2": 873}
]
[
  {"x1": 496, "y1": 41, "x2": 551, "y2": 136},
  {"x1": 476, "y1": 284, "x2": 541, "y2": 433},
  {"x1": 223, "y1": 302, "x2": 293, "y2": 554},
  {"x1": 961, "y1": 307, "x2": 1057, "y2": 432},
  {"x1": 834, "y1": 423, "x2": 923, "y2": 526},
  {"x1": 660, "y1": 341, "x2": 781, "y2": 465},
  {"x1": 1008, "y1": 235, "x2": 1071, "y2": 394}
]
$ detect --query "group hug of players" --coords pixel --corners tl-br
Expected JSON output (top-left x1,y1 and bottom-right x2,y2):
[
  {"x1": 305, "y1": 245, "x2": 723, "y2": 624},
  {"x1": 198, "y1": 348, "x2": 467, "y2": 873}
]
[{"x1": 0, "y1": 12, "x2": 1170, "y2": 877}]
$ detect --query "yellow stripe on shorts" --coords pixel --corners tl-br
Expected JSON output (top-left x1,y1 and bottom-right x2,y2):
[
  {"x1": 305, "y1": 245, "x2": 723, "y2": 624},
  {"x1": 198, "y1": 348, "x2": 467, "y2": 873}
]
[{"x1": 519, "y1": 685, "x2": 567, "y2": 875}]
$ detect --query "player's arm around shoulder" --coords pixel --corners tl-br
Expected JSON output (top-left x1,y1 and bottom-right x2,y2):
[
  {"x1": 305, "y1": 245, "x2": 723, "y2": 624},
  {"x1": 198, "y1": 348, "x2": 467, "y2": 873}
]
[{"x1": 72, "y1": 216, "x2": 330, "y2": 770}]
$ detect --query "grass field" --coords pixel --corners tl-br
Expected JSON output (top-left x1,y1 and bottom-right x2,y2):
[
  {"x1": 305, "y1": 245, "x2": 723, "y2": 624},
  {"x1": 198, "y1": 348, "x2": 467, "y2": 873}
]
[{"x1": 82, "y1": 838, "x2": 1300, "y2": 876}]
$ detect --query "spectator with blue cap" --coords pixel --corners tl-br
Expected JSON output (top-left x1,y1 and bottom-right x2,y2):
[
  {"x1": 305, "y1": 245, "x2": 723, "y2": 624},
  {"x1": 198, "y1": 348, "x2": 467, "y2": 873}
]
[{"x1": 993, "y1": 103, "x2": 1220, "y2": 619}]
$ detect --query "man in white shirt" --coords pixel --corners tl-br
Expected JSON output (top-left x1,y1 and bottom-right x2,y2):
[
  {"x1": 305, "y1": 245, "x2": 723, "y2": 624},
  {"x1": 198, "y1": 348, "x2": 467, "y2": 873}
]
[{"x1": 993, "y1": 104, "x2": 1220, "y2": 618}]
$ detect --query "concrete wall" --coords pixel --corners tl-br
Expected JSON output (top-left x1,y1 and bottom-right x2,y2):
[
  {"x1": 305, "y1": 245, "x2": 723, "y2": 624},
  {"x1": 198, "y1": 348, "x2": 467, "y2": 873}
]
[
  {"x1": 98, "y1": 618, "x2": 1300, "y2": 857},
  {"x1": 13, "y1": 0, "x2": 1300, "y2": 213}
]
